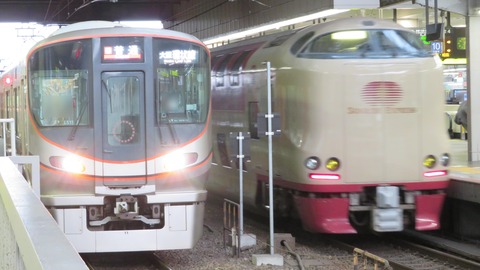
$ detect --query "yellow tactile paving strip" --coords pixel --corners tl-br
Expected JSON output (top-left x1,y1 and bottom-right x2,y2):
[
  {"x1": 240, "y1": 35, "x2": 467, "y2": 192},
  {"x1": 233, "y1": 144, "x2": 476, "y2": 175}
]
[{"x1": 449, "y1": 166, "x2": 480, "y2": 182}]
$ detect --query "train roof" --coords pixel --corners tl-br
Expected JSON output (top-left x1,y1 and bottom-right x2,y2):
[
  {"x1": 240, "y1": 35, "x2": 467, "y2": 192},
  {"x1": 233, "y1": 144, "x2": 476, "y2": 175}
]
[
  {"x1": 303, "y1": 17, "x2": 409, "y2": 34},
  {"x1": 211, "y1": 17, "x2": 414, "y2": 53},
  {"x1": 31, "y1": 21, "x2": 205, "y2": 51}
]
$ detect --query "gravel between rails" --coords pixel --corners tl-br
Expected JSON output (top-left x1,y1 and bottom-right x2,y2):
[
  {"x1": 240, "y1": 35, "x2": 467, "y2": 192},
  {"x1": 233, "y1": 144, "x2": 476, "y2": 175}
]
[{"x1": 154, "y1": 194, "x2": 354, "y2": 270}]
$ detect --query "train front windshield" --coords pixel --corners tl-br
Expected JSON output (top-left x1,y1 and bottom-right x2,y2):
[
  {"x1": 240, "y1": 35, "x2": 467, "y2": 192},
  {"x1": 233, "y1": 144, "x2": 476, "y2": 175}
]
[
  {"x1": 296, "y1": 29, "x2": 431, "y2": 59},
  {"x1": 154, "y1": 39, "x2": 209, "y2": 124},
  {"x1": 29, "y1": 40, "x2": 91, "y2": 127},
  {"x1": 28, "y1": 38, "x2": 210, "y2": 128}
]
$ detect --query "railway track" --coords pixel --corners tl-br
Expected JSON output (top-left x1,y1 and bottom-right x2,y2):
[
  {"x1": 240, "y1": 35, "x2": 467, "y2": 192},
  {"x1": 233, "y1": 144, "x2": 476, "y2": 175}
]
[
  {"x1": 82, "y1": 252, "x2": 172, "y2": 270},
  {"x1": 79, "y1": 195, "x2": 480, "y2": 270},
  {"x1": 326, "y1": 233, "x2": 480, "y2": 270}
]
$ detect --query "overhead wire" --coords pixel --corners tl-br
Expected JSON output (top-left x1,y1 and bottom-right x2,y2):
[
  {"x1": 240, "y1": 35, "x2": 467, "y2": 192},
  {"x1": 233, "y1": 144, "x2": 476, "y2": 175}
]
[
  {"x1": 43, "y1": 0, "x2": 53, "y2": 22},
  {"x1": 43, "y1": 0, "x2": 238, "y2": 28},
  {"x1": 165, "y1": 0, "x2": 230, "y2": 29},
  {"x1": 45, "y1": 0, "x2": 76, "y2": 22},
  {"x1": 162, "y1": 0, "x2": 209, "y2": 22},
  {"x1": 66, "y1": 0, "x2": 113, "y2": 20}
]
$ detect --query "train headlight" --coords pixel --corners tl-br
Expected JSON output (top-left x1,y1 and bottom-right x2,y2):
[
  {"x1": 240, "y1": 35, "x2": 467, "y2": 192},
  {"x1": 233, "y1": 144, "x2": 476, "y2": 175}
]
[
  {"x1": 49, "y1": 155, "x2": 85, "y2": 173},
  {"x1": 304, "y1": 157, "x2": 320, "y2": 170},
  {"x1": 326, "y1": 158, "x2": 340, "y2": 171},
  {"x1": 163, "y1": 152, "x2": 198, "y2": 172},
  {"x1": 440, "y1": 153, "x2": 450, "y2": 166},
  {"x1": 423, "y1": 155, "x2": 436, "y2": 168}
]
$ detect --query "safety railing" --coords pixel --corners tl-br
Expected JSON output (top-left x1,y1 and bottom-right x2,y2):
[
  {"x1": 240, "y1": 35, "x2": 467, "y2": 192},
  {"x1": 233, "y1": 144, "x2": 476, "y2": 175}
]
[
  {"x1": 223, "y1": 199, "x2": 241, "y2": 257},
  {"x1": 0, "y1": 157, "x2": 88, "y2": 269}
]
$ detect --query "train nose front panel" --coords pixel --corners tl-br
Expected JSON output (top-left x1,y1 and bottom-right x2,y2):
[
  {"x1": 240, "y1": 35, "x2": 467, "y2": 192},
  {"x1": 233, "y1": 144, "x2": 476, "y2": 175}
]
[{"x1": 343, "y1": 62, "x2": 420, "y2": 183}]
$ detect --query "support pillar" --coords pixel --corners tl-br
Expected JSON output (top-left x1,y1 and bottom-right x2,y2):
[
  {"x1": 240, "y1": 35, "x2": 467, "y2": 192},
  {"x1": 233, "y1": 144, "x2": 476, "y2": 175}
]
[{"x1": 467, "y1": 12, "x2": 480, "y2": 162}]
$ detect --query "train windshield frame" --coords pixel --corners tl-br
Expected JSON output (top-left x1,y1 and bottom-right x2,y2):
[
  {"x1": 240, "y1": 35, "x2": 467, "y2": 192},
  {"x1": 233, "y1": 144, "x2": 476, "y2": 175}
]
[
  {"x1": 28, "y1": 39, "x2": 91, "y2": 127},
  {"x1": 153, "y1": 38, "x2": 210, "y2": 125},
  {"x1": 297, "y1": 29, "x2": 431, "y2": 59}
]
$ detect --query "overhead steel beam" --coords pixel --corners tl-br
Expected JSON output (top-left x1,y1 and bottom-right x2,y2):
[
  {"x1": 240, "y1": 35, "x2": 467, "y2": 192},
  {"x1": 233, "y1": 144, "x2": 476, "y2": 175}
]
[
  {"x1": 0, "y1": 0, "x2": 180, "y2": 24},
  {"x1": 414, "y1": 0, "x2": 468, "y2": 15}
]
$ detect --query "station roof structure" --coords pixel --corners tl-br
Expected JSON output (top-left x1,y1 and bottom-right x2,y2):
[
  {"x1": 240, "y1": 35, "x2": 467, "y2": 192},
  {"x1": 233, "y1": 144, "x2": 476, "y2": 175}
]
[{"x1": 0, "y1": 0, "x2": 182, "y2": 24}]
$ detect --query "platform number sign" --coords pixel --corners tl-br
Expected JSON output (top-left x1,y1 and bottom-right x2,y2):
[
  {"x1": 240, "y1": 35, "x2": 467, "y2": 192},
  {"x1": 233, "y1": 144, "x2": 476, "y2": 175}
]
[{"x1": 431, "y1": 41, "x2": 442, "y2": 54}]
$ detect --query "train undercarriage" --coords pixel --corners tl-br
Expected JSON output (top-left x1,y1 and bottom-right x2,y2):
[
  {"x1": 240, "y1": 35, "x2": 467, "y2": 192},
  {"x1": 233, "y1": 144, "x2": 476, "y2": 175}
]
[{"x1": 255, "y1": 180, "x2": 446, "y2": 234}]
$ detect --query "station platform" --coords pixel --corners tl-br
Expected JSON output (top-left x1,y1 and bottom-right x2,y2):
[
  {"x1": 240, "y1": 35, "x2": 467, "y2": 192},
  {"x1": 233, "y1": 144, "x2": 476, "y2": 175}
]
[
  {"x1": 442, "y1": 139, "x2": 480, "y2": 239},
  {"x1": 0, "y1": 156, "x2": 88, "y2": 270},
  {"x1": 448, "y1": 140, "x2": 480, "y2": 203}
]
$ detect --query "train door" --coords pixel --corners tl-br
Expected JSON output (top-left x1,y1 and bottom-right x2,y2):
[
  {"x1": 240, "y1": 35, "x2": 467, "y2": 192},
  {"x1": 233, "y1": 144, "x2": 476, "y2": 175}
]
[{"x1": 101, "y1": 71, "x2": 146, "y2": 186}]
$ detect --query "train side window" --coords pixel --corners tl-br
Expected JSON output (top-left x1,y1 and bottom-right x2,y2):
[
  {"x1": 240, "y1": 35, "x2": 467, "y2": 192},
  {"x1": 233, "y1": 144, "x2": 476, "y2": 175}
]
[
  {"x1": 211, "y1": 147, "x2": 218, "y2": 165},
  {"x1": 248, "y1": 102, "x2": 259, "y2": 139},
  {"x1": 214, "y1": 54, "x2": 234, "y2": 87},
  {"x1": 211, "y1": 55, "x2": 223, "y2": 68},
  {"x1": 6, "y1": 91, "x2": 10, "y2": 118},
  {"x1": 230, "y1": 51, "x2": 251, "y2": 86},
  {"x1": 14, "y1": 88, "x2": 19, "y2": 135},
  {"x1": 216, "y1": 133, "x2": 231, "y2": 167}
]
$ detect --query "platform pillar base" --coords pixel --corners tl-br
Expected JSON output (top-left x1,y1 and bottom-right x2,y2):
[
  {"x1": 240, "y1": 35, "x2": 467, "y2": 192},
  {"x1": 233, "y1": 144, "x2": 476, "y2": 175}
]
[{"x1": 239, "y1": 233, "x2": 256, "y2": 250}]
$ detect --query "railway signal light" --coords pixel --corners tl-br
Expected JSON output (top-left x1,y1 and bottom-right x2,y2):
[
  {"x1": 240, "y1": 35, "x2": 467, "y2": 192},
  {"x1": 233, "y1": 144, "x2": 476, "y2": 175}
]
[{"x1": 442, "y1": 35, "x2": 452, "y2": 58}]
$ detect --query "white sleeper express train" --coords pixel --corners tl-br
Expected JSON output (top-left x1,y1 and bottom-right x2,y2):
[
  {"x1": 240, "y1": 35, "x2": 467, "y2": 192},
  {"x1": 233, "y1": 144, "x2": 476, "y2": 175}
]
[{"x1": 207, "y1": 17, "x2": 450, "y2": 233}]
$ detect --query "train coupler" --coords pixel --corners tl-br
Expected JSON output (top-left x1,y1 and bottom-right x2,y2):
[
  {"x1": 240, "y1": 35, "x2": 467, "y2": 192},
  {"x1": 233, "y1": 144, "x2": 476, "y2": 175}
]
[
  {"x1": 114, "y1": 195, "x2": 139, "y2": 219},
  {"x1": 372, "y1": 186, "x2": 403, "y2": 232},
  {"x1": 88, "y1": 195, "x2": 162, "y2": 227}
]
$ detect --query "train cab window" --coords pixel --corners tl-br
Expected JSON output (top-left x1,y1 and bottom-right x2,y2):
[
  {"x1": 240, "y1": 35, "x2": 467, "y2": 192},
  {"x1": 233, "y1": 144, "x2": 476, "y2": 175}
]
[
  {"x1": 302, "y1": 31, "x2": 369, "y2": 55},
  {"x1": 290, "y1": 32, "x2": 314, "y2": 54},
  {"x1": 297, "y1": 29, "x2": 430, "y2": 59},
  {"x1": 154, "y1": 38, "x2": 210, "y2": 124},
  {"x1": 28, "y1": 40, "x2": 92, "y2": 127},
  {"x1": 264, "y1": 32, "x2": 296, "y2": 48}
]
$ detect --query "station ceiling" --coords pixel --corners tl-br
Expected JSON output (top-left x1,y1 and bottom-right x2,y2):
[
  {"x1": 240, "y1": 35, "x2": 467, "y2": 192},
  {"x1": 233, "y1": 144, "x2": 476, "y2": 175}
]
[{"x1": 0, "y1": 0, "x2": 182, "y2": 24}]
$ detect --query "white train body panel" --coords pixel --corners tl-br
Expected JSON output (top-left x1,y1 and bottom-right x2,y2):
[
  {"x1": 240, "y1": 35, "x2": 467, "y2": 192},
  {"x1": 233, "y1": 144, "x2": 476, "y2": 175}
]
[{"x1": 208, "y1": 17, "x2": 449, "y2": 233}]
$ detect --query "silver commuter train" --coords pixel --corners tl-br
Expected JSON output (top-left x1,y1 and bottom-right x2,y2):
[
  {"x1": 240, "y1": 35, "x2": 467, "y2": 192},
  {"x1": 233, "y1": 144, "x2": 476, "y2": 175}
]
[
  {"x1": 208, "y1": 17, "x2": 450, "y2": 233},
  {"x1": 0, "y1": 21, "x2": 212, "y2": 252}
]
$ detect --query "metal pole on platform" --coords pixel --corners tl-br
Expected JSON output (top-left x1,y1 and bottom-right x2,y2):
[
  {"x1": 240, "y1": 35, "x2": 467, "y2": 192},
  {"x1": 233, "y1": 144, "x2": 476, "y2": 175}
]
[
  {"x1": 266, "y1": 61, "x2": 275, "y2": 255},
  {"x1": 238, "y1": 131, "x2": 244, "y2": 235}
]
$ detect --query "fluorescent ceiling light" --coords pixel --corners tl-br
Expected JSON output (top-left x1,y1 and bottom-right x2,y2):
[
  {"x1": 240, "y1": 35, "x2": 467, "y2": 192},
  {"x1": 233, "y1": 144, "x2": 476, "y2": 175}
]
[{"x1": 203, "y1": 9, "x2": 349, "y2": 45}]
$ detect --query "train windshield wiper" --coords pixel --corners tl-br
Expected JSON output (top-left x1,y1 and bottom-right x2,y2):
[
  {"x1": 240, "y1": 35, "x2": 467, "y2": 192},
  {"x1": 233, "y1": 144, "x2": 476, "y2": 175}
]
[
  {"x1": 102, "y1": 79, "x2": 113, "y2": 113},
  {"x1": 68, "y1": 97, "x2": 88, "y2": 141}
]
